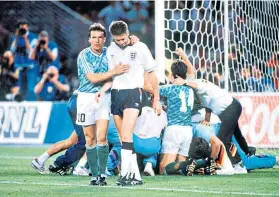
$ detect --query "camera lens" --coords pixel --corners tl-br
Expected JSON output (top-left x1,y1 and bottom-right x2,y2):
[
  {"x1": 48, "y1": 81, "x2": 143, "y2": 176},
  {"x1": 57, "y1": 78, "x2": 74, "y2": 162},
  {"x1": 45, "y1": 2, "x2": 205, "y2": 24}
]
[
  {"x1": 39, "y1": 40, "x2": 46, "y2": 45},
  {"x1": 18, "y1": 28, "x2": 27, "y2": 36},
  {"x1": 48, "y1": 73, "x2": 54, "y2": 78}
]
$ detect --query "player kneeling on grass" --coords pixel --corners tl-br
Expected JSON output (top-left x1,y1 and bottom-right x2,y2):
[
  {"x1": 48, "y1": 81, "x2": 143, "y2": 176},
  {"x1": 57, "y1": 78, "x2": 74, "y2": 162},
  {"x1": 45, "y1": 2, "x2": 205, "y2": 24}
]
[
  {"x1": 158, "y1": 60, "x2": 195, "y2": 175},
  {"x1": 163, "y1": 120, "x2": 234, "y2": 176},
  {"x1": 174, "y1": 47, "x2": 252, "y2": 175}
]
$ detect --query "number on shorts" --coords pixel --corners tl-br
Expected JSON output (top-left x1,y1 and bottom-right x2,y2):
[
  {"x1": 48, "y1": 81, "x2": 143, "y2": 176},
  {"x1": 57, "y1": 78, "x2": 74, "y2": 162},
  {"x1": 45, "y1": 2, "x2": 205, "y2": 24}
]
[
  {"x1": 179, "y1": 91, "x2": 187, "y2": 112},
  {"x1": 78, "y1": 113, "x2": 85, "y2": 122}
]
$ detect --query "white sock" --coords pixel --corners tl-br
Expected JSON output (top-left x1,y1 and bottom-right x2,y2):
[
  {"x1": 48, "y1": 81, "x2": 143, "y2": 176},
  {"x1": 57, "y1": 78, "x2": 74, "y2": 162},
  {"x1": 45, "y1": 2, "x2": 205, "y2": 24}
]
[
  {"x1": 120, "y1": 149, "x2": 132, "y2": 177},
  {"x1": 37, "y1": 151, "x2": 50, "y2": 165},
  {"x1": 76, "y1": 157, "x2": 87, "y2": 168},
  {"x1": 131, "y1": 153, "x2": 142, "y2": 180}
]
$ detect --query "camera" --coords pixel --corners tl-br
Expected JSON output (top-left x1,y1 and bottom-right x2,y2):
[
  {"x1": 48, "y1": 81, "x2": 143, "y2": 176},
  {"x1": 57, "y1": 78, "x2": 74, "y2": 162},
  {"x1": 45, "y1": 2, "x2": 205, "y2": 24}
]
[
  {"x1": 0, "y1": 56, "x2": 9, "y2": 69},
  {"x1": 18, "y1": 28, "x2": 27, "y2": 36},
  {"x1": 48, "y1": 73, "x2": 55, "y2": 78},
  {"x1": 39, "y1": 40, "x2": 46, "y2": 46}
]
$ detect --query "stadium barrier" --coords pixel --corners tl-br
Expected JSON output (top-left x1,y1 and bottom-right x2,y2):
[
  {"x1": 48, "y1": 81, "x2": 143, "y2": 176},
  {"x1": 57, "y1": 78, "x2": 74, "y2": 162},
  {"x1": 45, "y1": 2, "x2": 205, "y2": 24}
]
[
  {"x1": 233, "y1": 93, "x2": 279, "y2": 148},
  {"x1": 0, "y1": 102, "x2": 73, "y2": 144},
  {"x1": 0, "y1": 94, "x2": 278, "y2": 148}
]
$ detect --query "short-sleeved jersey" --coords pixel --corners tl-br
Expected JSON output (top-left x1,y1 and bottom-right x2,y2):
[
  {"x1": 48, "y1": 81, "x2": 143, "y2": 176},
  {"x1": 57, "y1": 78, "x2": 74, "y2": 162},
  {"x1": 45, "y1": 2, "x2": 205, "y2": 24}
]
[
  {"x1": 77, "y1": 47, "x2": 108, "y2": 93},
  {"x1": 160, "y1": 85, "x2": 194, "y2": 126},
  {"x1": 33, "y1": 41, "x2": 60, "y2": 69},
  {"x1": 107, "y1": 42, "x2": 156, "y2": 90},
  {"x1": 10, "y1": 31, "x2": 38, "y2": 68},
  {"x1": 192, "y1": 79, "x2": 233, "y2": 115}
]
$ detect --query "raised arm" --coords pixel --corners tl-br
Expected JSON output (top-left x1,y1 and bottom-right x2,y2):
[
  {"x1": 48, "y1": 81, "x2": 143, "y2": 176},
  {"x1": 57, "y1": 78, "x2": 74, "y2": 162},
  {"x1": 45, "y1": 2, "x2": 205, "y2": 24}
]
[{"x1": 175, "y1": 48, "x2": 195, "y2": 78}]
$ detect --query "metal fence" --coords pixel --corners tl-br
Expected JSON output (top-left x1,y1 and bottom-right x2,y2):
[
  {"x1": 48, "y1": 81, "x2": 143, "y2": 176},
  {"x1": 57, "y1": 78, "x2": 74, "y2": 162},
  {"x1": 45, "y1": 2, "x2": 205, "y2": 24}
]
[{"x1": 0, "y1": 1, "x2": 92, "y2": 75}]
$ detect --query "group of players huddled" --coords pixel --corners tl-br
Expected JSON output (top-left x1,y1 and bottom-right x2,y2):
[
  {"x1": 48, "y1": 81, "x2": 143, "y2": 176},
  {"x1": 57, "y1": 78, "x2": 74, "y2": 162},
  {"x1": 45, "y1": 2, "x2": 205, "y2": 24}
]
[{"x1": 31, "y1": 21, "x2": 278, "y2": 186}]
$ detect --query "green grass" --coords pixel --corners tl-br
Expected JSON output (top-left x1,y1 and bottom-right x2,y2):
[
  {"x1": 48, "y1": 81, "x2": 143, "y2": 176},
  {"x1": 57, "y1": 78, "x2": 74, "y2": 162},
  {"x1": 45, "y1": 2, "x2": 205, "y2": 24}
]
[{"x1": 0, "y1": 146, "x2": 278, "y2": 197}]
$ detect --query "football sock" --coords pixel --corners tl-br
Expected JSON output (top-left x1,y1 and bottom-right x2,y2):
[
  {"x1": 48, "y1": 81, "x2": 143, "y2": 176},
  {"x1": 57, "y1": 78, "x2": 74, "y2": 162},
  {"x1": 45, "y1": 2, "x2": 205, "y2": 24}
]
[
  {"x1": 76, "y1": 157, "x2": 87, "y2": 168},
  {"x1": 195, "y1": 159, "x2": 206, "y2": 169},
  {"x1": 86, "y1": 145, "x2": 99, "y2": 177},
  {"x1": 164, "y1": 162, "x2": 181, "y2": 175},
  {"x1": 97, "y1": 143, "x2": 109, "y2": 175},
  {"x1": 131, "y1": 151, "x2": 142, "y2": 180},
  {"x1": 164, "y1": 159, "x2": 195, "y2": 175},
  {"x1": 37, "y1": 151, "x2": 50, "y2": 165},
  {"x1": 121, "y1": 142, "x2": 133, "y2": 177}
]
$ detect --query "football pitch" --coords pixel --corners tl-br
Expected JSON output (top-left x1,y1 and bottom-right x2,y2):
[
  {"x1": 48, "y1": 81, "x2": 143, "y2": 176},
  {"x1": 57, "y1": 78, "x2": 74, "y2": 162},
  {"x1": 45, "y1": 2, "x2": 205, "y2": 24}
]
[{"x1": 0, "y1": 146, "x2": 278, "y2": 197}]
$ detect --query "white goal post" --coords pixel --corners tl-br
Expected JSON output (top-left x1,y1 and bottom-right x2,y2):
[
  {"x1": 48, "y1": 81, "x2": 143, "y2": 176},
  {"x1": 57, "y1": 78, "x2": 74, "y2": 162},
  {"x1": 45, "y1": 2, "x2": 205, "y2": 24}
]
[{"x1": 155, "y1": 0, "x2": 279, "y2": 154}]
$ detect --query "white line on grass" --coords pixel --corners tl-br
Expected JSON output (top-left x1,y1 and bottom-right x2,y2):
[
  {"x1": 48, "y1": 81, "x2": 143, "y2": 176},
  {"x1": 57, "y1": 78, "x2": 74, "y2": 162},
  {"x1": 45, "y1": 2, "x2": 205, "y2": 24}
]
[
  {"x1": 0, "y1": 180, "x2": 277, "y2": 196},
  {"x1": 0, "y1": 156, "x2": 55, "y2": 160}
]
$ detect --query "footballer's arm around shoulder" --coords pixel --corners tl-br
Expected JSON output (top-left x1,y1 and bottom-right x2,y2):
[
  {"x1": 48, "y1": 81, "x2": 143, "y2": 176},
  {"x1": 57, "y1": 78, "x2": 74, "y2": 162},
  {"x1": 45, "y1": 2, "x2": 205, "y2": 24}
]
[{"x1": 85, "y1": 70, "x2": 115, "y2": 84}]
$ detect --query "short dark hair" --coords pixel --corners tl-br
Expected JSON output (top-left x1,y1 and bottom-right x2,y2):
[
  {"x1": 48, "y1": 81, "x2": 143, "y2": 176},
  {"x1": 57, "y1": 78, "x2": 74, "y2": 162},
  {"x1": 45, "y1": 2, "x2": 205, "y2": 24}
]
[
  {"x1": 88, "y1": 23, "x2": 106, "y2": 38},
  {"x1": 188, "y1": 137, "x2": 211, "y2": 159},
  {"x1": 109, "y1": 20, "x2": 128, "y2": 36},
  {"x1": 17, "y1": 19, "x2": 28, "y2": 28},
  {"x1": 171, "y1": 60, "x2": 187, "y2": 79}
]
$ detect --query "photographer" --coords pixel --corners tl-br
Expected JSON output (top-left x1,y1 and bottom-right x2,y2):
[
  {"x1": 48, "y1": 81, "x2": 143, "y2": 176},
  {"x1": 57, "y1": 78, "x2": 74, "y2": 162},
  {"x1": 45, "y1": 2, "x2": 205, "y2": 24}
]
[
  {"x1": 30, "y1": 30, "x2": 60, "y2": 72},
  {"x1": 10, "y1": 19, "x2": 37, "y2": 101},
  {"x1": 34, "y1": 66, "x2": 69, "y2": 101},
  {"x1": 0, "y1": 50, "x2": 19, "y2": 100}
]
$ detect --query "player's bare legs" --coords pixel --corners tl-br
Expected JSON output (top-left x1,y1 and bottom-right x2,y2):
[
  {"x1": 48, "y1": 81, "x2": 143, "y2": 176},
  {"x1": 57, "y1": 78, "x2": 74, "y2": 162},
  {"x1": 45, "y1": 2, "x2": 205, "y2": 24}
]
[
  {"x1": 48, "y1": 132, "x2": 78, "y2": 156},
  {"x1": 160, "y1": 154, "x2": 194, "y2": 176},
  {"x1": 113, "y1": 115, "x2": 123, "y2": 140},
  {"x1": 121, "y1": 109, "x2": 139, "y2": 142},
  {"x1": 159, "y1": 153, "x2": 177, "y2": 174},
  {"x1": 31, "y1": 130, "x2": 78, "y2": 174},
  {"x1": 176, "y1": 154, "x2": 187, "y2": 162}
]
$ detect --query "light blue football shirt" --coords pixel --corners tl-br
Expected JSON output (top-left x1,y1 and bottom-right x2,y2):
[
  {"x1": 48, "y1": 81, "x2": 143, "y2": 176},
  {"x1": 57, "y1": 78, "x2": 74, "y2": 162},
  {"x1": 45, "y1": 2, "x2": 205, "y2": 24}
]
[
  {"x1": 77, "y1": 47, "x2": 108, "y2": 93},
  {"x1": 160, "y1": 85, "x2": 194, "y2": 126}
]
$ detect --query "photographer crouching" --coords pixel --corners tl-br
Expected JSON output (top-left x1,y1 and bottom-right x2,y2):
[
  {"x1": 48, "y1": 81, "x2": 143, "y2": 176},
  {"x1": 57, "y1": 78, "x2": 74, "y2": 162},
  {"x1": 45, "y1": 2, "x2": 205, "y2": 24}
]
[
  {"x1": 34, "y1": 66, "x2": 69, "y2": 101},
  {"x1": 10, "y1": 19, "x2": 37, "y2": 101},
  {"x1": 0, "y1": 51, "x2": 20, "y2": 101}
]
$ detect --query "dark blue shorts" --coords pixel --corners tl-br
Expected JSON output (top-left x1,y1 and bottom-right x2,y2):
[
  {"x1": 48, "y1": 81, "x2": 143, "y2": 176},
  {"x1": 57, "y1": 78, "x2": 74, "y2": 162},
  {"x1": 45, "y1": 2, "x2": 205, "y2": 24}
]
[{"x1": 111, "y1": 88, "x2": 142, "y2": 117}]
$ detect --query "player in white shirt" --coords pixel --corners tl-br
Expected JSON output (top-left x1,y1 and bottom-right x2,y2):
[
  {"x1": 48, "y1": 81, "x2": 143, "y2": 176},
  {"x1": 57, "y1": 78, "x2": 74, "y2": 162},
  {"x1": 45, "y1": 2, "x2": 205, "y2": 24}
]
[
  {"x1": 107, "y1": 21, "x2": 162, "y2": 186},
  {"x1": 173, "y1": 48, "x2": 251, "y2": 173},
  {"x1": 76, "y1": 23, "x2": 129, "y2": 186}
]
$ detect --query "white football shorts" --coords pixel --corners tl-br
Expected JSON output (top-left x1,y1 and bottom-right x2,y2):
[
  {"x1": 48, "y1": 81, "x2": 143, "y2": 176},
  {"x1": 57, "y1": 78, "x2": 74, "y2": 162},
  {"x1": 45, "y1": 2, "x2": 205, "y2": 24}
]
[
  {"x1": 76, "y1": 92, "x2": 111, "y2": 126},
  {"x1": 161, "y1": 125, "x2": 193, "y2": 156}
]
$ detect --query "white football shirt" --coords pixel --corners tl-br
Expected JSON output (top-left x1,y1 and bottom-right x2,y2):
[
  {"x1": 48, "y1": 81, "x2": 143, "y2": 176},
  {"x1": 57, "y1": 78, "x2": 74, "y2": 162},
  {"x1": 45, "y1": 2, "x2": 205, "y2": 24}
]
[
  {"x1": 107, "y1": 42, "x2": 156, "y2": 90},
  {"x1": 190, "y1": 79, "x2": 233, "y2": 115},
  {"x1": 134, "y1": 107, "x2": 168, "y2": 139}
]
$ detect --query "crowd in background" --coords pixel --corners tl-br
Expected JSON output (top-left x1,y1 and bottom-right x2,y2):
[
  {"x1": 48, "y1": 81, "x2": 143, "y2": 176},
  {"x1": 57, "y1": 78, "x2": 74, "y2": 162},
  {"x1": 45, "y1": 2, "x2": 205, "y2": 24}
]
[
  {"x1": 0, "y1": 0, "x2": 278, "y2": 102},
  {"x1": 165, "y1": 0, "x2": 279, "y2": 93},
  {"x1": 0, "y1": 1, "x2": 154, "y2": 101}
]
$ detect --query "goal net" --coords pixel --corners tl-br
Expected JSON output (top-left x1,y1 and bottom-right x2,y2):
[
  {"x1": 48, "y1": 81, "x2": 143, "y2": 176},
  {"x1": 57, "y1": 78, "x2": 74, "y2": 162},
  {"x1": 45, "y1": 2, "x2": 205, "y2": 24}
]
[{"x1": 158, "y1": 0, "x2": 279, "y2": 155}]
